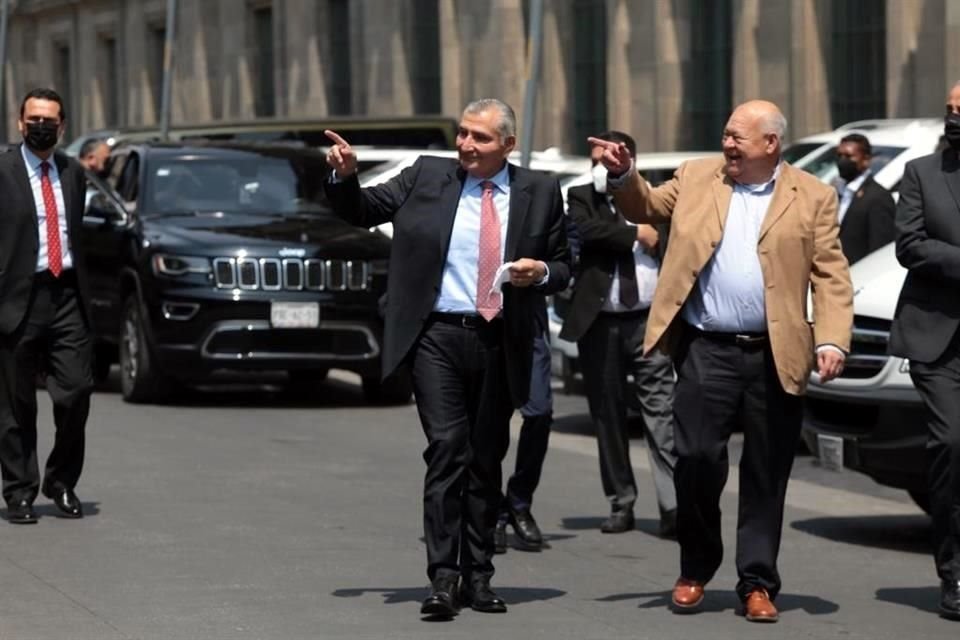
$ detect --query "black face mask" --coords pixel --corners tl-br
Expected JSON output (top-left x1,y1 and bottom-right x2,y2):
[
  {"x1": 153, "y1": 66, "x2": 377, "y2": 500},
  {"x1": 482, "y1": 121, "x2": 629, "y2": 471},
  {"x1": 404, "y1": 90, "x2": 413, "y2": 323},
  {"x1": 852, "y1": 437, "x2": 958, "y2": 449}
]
[
  {"x1": 945, "y1": 113, "x2": 960, "y2": 151},
  {"x1": 836, "y1": 157, "x2": 861, "y2": 182},
  {"x1": 23, "y1": 121, "x2": 60, "y2": 152}
]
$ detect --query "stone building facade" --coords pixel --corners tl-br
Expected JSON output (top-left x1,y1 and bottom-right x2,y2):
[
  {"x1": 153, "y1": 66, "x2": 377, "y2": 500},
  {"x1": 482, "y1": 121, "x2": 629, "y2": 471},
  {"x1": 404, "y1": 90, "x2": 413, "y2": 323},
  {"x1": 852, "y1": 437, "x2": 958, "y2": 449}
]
[{"x1": 2, "y1": 0, "x2": 959, "y2": 153}]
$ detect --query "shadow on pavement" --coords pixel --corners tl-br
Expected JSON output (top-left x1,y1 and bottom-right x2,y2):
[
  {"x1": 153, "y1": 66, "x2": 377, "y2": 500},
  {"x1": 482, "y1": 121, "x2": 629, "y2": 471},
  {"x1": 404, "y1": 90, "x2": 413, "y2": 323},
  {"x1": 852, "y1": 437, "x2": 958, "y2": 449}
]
[
  {"x1": 875, "y1": 586, "x2": 940, "y2": 615},
  {"x1": 332, "y1": 585, "x2": 566, "y2": 606},
  {"x1": 598, "y1": 589, "x2": 838, "y2": 615},
  {"x1": 561, "y1": 516, "x2": 606, "y2": 530},
  {"x1": 791, "y1": 514, "x2": 931, "y2": 554}
]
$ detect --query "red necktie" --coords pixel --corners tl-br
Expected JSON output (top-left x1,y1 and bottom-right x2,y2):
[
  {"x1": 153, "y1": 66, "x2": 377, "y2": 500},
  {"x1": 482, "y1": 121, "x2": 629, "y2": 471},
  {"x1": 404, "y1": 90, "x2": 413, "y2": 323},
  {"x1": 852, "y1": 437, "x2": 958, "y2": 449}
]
[
  {"x1": 40, "y1": 161, "x2": 63, "y2": 277},
  {"x1": 476, "y1": 181, "x2": 502, "y2": 321}
]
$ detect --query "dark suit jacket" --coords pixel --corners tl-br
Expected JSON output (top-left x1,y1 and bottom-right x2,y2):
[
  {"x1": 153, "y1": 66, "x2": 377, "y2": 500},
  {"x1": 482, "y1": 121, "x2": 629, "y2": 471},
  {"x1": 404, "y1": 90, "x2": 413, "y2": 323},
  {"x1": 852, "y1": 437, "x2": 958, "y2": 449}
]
[
  {"x1": 324, "y1": 156, "x2": 571, "y2": 407},
  {"x1": 0, "y1": 146, "x2": 90, "y2": 335},
  {"x1": 559, "y1": 184, "x2": 663, "y2": 342},
  {"x1": 838, "y1": 175, "x2": 895, "y2": 265},
  {"x1": 890, "y1": 150, "x2": 960, "y2": 363}
]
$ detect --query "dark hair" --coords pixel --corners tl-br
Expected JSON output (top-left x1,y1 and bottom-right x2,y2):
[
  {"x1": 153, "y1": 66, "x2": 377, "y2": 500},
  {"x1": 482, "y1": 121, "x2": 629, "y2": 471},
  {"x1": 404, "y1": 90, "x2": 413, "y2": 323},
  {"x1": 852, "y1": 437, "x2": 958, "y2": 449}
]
[
  {"x1": 79, "y1": 138, "x2": 107, "y2": 158},
  {"x1": 20, "y1": 87, "x2": 66, "y2": 121},
  {"x1": 597, "y1": 130, "x2": 636, "y2": 158},
  {"x1": 839, "y1": 132, "x2": 871, "y2": 156}
]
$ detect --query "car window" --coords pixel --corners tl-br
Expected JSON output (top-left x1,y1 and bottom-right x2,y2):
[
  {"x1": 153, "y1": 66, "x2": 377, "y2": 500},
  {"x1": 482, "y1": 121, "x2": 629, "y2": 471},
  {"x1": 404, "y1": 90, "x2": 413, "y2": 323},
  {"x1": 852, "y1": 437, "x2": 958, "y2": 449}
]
[
  {"x1": 105, "y1": 151, "x2": 128, "y2": 191},
  {"x1": 782, "y1": 142, "x2": 823, "y2": 165},
  {"x1": 143, "y1": 151, "x2": 332, "y2": 216},
  {"x1": 115, "y1": 152, "x2": 140, "y2": 202}
]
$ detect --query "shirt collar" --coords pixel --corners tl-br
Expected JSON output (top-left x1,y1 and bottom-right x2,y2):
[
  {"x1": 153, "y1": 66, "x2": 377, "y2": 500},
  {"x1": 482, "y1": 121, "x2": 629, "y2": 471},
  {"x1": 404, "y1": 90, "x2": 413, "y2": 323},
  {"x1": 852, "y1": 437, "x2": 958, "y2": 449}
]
[
  {"x1": 20, "y1": 143, "x2": 51, "y2": 175},
  {"x1": 464, "y1": 162, "x2": 511, "y2": 195},
  {"x1": 734, "y1": 161, "x2": 781, "y2": 194},
  {"x1": 843, "y1": 170, "x2": 869, "y2": 193}
]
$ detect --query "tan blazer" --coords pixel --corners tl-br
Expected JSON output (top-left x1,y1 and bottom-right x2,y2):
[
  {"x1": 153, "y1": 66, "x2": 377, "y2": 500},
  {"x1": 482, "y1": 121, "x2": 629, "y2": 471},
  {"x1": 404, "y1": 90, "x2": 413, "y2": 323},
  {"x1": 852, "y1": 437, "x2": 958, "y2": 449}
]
[{"x1": 611, "y1": 157, "x2": 853, "y2": 395}]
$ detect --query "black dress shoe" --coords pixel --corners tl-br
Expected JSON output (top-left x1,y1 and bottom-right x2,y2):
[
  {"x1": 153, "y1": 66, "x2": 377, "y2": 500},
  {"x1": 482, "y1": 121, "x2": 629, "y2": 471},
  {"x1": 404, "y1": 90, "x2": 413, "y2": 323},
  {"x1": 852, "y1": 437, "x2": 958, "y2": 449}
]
[
  {"x1": 494, "y1": 518, "x2": 508, "y2": 554},
  {"x1": 6, "y1": 499, "x2": 37, "y2": 524},
  {"x1": 941, "y1": 579, "x2": 960, "y2": 620},
  {"x1": 659, "y1": 509, "x2": 678, "y2": 539},
  {"x1": 508, "y1": 506, "x2": 543, "y2": 549},
  {"x1": 421, "y1": 575, "x2": 460, "y2": 618},
  {"x1": 460, "y1": 577, "x2": 507, "y2": 613},
  {"x1": 43, "y1": 483, "x2": 83, "y2": 518},
  {"x1": 601, "y1": 509, "x2": 635, "y2": 534}
]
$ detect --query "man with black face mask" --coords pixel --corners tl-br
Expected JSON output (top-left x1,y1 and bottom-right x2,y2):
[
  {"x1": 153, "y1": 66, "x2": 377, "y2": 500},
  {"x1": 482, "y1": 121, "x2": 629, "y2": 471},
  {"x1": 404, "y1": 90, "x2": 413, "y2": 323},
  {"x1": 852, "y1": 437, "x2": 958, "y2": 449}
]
[
  {"x1": 0, "y1": 88, "x2": 94, "y2": 524},
  {"x1": 889, "y1": 82, "x2": 960, "y2": 622},
  {"x1": 834, "y1": 133, "x2": 896, "y2": 265}
]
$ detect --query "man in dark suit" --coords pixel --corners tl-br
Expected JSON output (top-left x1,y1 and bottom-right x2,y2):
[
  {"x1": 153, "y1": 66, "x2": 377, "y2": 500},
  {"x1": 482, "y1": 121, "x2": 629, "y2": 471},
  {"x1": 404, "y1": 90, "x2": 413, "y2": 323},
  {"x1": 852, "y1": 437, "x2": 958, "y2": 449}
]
[
  {"x1": 888, "y1": 83, "x2": 960, "y2": 622},
  {"x1": 834, "y1": 133, "x2": 896, "y2": 264},
  {"x1": 0, "y1": 88, "x2": 94, "y2": 524},
  {"x1": 323, "y1": 98, "x2": 570, "y2": 618},
  {"x1": 559, "y1": 131, "x2": 677, "y2": 538}
]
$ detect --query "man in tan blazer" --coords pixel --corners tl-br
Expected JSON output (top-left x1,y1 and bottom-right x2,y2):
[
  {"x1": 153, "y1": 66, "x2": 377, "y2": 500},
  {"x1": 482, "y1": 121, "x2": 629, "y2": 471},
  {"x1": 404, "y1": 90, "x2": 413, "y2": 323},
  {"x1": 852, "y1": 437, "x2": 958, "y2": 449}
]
[{"x1": 591, "y1": 100, "x2": 852, "y2": 623}]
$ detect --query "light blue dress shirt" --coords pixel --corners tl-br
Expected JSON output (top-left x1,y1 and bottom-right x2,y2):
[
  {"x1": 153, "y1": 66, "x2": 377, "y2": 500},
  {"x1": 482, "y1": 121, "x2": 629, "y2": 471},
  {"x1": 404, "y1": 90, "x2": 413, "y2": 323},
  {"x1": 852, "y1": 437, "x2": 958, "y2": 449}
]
[
  {"x1": 434, "y1": 164, "x2": 511, "y2": 313},
  {"x1": 21, "y1": 144, "x2": 74, "y2": 273},
  {"x1": 837, "y1": 170, "x2": 868, "y2": 225},
  {"x1": 681, "y1": 166, "x2": 780, "y2": 333}
]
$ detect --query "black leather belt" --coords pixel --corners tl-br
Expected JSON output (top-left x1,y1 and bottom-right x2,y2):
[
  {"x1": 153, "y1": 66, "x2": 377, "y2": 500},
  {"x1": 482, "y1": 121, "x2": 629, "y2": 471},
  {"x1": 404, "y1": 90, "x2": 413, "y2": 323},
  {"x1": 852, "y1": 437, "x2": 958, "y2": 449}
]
[
  {"x1": 686, "y1": 323, "x2": 768, "y2": 347},
  {"x1": 429, "y1": 312, "x2": 502, "y2": 329}
]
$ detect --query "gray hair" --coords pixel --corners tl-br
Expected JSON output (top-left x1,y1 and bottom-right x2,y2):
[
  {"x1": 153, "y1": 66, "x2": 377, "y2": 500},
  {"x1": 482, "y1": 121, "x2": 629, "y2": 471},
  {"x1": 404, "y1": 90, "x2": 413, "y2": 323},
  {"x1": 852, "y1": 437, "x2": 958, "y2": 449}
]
[
  {"x1": 79, "y1": 137, "x2": 107, "y2": 158},
  {"x1": 463, "y1": 98, "x2": 517, "y2": 140},
  {"x1": 760, "y1": 111, "x2": 788, "y2": 142}
]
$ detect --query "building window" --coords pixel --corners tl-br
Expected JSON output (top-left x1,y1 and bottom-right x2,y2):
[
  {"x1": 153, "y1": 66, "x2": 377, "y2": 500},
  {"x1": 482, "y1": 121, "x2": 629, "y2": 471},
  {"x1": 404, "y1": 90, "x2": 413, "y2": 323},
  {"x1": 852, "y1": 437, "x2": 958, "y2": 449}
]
[
  {"x1": 409, "y1": 0, "x2": 441, "y2": 114},
  {"x1": 98, "y1": 36, "x2": 120, "y2": 126},
  {"x1": 54, "y1": 43, "x2": 72, "y2": 136},
  {"x1": 571, "y1": 0, "x2": 607, "y2": 154},
  {"x1": 829, "y1": 0, "x2": 886, "y2": 126},
  {"x1": 685, "y1": 0, "x2": 732, "y2": 150},
  {"x1": 252, "y1": 6, "x2": 276, "y2": 117},
  {"x1": 326, "y1": 0, "x2": 351, "y2": 114},
  {"x1": 147, "y1": 25, "x2": 166, "y2": 119}
]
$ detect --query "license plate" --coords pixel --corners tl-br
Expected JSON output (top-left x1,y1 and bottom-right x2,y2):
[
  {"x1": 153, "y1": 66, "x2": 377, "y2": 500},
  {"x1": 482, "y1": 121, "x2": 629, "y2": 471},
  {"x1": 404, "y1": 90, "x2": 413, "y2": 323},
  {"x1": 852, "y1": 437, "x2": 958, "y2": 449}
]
[
  {"x1": 816, "y1": 434, "x2": 844, "y2": 472},
  {"x1": 270, "y1": 302, "x2": 319, "y2": 328}
]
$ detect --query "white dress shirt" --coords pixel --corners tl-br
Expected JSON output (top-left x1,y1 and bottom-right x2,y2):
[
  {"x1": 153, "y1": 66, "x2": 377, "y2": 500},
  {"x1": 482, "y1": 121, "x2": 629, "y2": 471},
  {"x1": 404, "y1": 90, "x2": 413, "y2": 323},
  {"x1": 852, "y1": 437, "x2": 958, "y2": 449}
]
[
  {"x1": 600, "y1": 197, "x2": 658, "y2": 312},
  {"x1": 837, "y1": 171, "x2": 868, "y2": 225},
  {"x1": 21, "y1": 144, "x2": 74, "y2": 273}
]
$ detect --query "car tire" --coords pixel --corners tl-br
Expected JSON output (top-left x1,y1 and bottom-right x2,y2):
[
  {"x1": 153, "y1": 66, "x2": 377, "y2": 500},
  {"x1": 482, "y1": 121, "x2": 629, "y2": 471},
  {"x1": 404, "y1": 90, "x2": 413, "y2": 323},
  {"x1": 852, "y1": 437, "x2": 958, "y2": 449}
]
[
  {"x1": 286, "y1": 368, "x2": 330, "y2": 394},
  {"x1": 907, "y1": 489, "x2": 933, "y2": 516},
  {"x1": 92, "y1": 343, "x2": 114, "y2": 384},
  {"x1": 119, "y1": 296, "x2": 174, "y2": 403},
  {"x1": 561, "y1": 355, "x2": 579, "y2": 395},
  {"x1": 362, "y1": 371, "x2": 413, "y2": 405}
]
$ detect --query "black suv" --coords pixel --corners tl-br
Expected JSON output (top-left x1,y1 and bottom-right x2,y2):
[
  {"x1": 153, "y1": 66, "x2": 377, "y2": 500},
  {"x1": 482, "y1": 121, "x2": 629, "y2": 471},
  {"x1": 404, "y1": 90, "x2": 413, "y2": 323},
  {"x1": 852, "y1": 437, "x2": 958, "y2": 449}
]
[{"x1": 81, "y1": 141, "x2": 410, "y2": 404}]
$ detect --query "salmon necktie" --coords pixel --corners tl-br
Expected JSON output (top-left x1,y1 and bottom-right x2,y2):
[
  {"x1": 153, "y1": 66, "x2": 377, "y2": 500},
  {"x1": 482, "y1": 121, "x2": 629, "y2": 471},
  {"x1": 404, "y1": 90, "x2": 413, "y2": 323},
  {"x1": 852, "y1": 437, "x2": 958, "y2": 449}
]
[{"x1": 476, "y1": 181, "x2": 502, "y2": 321}]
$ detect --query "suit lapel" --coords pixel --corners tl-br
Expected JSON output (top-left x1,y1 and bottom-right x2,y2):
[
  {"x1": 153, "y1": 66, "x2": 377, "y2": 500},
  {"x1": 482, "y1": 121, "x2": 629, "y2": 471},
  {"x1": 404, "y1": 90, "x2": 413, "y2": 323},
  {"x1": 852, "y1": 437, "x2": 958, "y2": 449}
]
[
  {"x1": 711, "y1": 169, "x2": 733, "y2": 230},
  {"x1": 10, "y1": 145, "x2": 38, "y2": 235},
  {"x1": 940, "y1": 150, "x2": 960, "y2": 213},
  {"x1": 436, "y1": 162, "x2": 467, "y2": 264},
  {"x1": 54, "y1": 152, "x2": 78, "y2": 236},
  {"x1": 505, "y1": 164, "x2": 531, "y2": 260},
  {"x1": 759, "y1": 164, "x2": 797, "y2": 241}
]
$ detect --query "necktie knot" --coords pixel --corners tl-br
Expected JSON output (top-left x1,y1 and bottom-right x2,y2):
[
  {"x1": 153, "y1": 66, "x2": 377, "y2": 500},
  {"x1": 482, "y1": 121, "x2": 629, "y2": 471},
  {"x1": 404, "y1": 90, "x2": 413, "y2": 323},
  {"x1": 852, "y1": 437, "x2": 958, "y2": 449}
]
[
  {"x1": 40, "y1": 160, "x2": 50, "y2": 176},
  {"x1": 482, "y1": 180, "x2": 495, "y2": 196}
]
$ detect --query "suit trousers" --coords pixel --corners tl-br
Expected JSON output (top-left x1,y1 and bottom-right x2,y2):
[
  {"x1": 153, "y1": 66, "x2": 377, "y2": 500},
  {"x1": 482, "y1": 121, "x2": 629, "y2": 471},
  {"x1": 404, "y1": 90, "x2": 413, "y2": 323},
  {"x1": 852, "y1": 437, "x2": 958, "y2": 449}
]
[
  {"x1": 0, "y1": 272, "x2": 93, "y2": 505},
  {"x1": 672, "y1": 325, "x2": 802, "y2": 601},
  {"x1": 909, "y1": 330, "x2": 960, "y2": 582},
  {"x1": 503, "y1": 330, "x2": 553, "y2": 512},
  {"x1": 577, "y1": 310, "x2": 677, "y2": 514},
  {"x1": 409, "y1": 317, "x2": 513, "y2": 582}
]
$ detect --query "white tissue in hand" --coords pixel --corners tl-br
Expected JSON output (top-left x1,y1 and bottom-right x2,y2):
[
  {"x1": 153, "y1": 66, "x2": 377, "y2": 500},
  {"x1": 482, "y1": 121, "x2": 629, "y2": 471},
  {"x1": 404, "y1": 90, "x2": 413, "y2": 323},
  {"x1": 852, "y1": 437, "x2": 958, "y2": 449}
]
[{"x1": 490, "y1": 262, "x2": 515, "y2": 295}]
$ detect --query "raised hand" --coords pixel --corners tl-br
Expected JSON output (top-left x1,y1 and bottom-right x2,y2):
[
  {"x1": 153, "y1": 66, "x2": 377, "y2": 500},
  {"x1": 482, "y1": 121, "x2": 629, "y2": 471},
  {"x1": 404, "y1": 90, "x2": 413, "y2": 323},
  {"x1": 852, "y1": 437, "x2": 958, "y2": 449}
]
[
  {"x1": 587, "y1": 137, "x2": 632, "y2": 176},
  {"x1": 324, "y1": 129, "x2": 358, "y2": 177}
]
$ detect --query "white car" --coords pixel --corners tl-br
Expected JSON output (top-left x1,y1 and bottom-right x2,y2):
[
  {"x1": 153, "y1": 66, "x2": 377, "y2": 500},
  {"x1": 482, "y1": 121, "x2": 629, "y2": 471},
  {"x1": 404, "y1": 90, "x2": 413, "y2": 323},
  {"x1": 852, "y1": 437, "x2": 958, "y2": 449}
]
[
  {"x1": 549, "y1": 151, "x2": 719, "y2": 392},
  {"x1": 784, "y1": 118, "x2": 943, "y2": 194}
]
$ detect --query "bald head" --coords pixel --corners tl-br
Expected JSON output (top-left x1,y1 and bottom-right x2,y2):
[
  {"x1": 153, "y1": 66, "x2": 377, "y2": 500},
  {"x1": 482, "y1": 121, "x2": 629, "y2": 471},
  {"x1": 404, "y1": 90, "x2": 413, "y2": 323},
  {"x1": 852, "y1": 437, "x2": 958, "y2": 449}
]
[{"x1": 722, "y1": 100, "x2": 786, "y2": 184}]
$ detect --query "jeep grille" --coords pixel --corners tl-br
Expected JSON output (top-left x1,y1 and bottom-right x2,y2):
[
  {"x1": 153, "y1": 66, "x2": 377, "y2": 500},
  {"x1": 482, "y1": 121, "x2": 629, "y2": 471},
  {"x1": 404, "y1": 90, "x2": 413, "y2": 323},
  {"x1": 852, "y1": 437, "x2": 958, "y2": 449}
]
[
  {"x1": 841, "y1": 316, "x2": 891, "y2": 379},
  {"x1": 211, "y1": 257, "x2": 369, "y2": 291}
]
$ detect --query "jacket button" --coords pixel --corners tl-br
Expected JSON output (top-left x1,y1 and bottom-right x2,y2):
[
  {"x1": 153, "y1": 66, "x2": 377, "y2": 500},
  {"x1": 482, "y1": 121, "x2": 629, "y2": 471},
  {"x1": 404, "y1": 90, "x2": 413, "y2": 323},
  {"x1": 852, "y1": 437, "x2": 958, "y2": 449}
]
[
  {"x1": 710, "y1": 241, "x2": 718, "y2": 248},
  {"x1": 692, "y1": 270, "x2": 699, "y2": 277},
  {"x1": 675, "y1": 300, "x2": 682, "y2": 306}
]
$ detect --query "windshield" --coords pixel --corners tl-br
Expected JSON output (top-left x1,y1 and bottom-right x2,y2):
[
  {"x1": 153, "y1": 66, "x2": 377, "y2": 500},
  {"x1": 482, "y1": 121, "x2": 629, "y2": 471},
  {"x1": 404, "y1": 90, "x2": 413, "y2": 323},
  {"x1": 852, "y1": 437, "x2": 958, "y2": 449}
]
[
  {"x1": 794, "y1": 144, "x2": 906, "y2": 182},
  {"x1": 781, "y1": 142, "x2": 823, "y2": 165},
  {"x1": 143, "y1": 151, "x2": 332, "y2": 216}
]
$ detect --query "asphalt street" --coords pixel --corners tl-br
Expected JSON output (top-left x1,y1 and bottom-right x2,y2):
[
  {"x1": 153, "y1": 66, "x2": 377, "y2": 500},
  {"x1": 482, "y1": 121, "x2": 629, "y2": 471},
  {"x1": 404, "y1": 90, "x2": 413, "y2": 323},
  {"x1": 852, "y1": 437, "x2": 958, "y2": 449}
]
[{"x1": 0, "y1": 370, "x2": 952, "y2": 640}]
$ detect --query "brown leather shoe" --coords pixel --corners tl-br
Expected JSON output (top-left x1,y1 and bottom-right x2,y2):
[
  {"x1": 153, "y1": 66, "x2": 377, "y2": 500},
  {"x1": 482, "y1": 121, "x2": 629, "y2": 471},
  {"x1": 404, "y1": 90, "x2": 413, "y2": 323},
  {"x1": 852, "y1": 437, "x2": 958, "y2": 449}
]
[
  {"x1": 671, "y1": 577, "x2": 705, "y2": 612},
  {"x1": 743, "y1": 588, "x2": 779, "y2": 623}
]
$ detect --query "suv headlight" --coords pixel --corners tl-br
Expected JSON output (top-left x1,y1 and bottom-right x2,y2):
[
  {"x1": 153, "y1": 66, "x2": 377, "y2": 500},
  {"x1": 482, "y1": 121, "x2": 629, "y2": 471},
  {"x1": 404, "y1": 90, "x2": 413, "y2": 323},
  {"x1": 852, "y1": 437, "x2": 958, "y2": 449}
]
[{"x1": 152, "y1": 254, "x2": 212, "y2": 277}]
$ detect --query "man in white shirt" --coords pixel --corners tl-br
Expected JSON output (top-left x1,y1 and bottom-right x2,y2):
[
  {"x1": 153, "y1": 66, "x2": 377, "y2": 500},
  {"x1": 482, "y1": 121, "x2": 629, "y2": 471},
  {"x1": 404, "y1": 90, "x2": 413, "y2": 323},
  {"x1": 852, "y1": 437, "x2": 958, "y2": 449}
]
[{"x1": 559, "y1": 131, "x2": 678, "y2": 539}]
